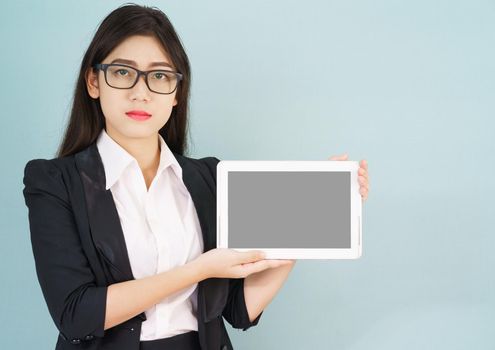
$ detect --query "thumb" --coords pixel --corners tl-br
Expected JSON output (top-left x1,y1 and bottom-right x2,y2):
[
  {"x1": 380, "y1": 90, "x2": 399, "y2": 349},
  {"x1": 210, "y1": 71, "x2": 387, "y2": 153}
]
[{"x1": 329, "y1": 153, "x2": 348, "y2": 161}]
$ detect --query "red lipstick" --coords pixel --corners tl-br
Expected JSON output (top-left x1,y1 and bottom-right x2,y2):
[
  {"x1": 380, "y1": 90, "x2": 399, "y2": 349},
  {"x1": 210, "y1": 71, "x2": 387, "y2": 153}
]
[{"x1": 126, "y1": 110, "x2": 152, "y2": 121}]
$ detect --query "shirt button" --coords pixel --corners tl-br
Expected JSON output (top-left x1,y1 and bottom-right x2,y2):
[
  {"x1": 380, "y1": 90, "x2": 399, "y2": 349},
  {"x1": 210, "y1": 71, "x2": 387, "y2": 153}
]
[
  {"x1": 84, "y1": 334, "x2": 94, "y2": 341},
  {"x1": 70, "y1": 338, "x2": 82, "y2": 345}
]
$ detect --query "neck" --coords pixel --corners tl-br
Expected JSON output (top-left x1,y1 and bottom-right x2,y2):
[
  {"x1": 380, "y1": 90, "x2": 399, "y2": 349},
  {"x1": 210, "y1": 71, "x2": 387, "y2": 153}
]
[{"x1": 105, "y1": 128, "x2": 160, "y2": 175}]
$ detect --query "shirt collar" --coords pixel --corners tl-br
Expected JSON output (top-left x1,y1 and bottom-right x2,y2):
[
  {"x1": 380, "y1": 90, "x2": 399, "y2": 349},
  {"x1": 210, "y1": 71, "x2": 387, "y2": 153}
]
[{"x1": 96, "y1": 129, "x2": 182, "y2": 190}]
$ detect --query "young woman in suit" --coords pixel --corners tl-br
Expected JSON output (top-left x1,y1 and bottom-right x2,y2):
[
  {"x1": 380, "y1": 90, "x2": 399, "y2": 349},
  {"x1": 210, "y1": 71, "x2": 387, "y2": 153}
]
[{"x1": 22, "y1": 4, "x2": 370, "y2": 350}]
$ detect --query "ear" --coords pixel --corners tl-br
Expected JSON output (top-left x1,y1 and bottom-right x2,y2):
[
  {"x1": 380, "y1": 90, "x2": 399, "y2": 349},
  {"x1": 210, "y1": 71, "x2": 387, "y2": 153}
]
[
  {"x1": 172, "y1": 97, "x2": 178, "y2": 106},
  {"x1": 85, "y1": 68, "x2": 100, "y2": 99}
]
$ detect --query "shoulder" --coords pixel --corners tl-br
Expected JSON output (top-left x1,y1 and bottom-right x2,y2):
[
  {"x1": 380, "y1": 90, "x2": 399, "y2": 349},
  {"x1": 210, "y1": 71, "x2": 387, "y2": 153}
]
[
  {"x1": 199, "y1": 156, "x2": 221, "y2": 177},
  {"x1": 22, "y1": 155, "x2": 77, "y2": 203},
  {"x1": 175, "y1": 153, "x2": 220, "y2": 167},
  {"x1": 23, "y1": 154, "x2": 77, "y2": 180},
  {"x1": 174, "y1": 153, "x2": 221, "y2": 180}
]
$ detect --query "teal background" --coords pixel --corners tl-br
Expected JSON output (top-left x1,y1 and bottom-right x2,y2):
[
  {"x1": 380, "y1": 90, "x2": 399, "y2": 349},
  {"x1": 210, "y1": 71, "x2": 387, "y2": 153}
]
[{"x1": 1, "y1": 1, "x2": 494, "y2": 349}]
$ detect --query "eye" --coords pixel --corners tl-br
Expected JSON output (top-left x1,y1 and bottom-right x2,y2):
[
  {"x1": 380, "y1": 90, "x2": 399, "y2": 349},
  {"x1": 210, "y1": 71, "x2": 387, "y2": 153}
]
[
  {"x1": 115, "y1": 69, "x2": 129, "y2": 76},
  {"x1": 152, "y1": 72, "x2": 170, "y2": 80}
]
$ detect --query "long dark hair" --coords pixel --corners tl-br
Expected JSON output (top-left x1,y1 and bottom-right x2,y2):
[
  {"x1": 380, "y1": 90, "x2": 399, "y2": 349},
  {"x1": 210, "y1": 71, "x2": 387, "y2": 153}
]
[{"x1": 56, "y1": 3, "x2": 191, "y2": 158}]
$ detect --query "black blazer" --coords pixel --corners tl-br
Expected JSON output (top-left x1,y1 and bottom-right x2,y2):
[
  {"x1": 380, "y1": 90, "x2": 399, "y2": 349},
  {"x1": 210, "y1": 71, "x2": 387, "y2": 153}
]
[{"x1": 22, "y1": 142, "x2": 262, "y2": 350}]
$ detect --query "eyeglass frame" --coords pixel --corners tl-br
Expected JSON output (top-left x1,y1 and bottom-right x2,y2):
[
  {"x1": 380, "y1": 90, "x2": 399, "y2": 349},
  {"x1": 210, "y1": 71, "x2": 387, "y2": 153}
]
[{"x1": 93, "y1": 63, "x2": 183, "y2": 95}]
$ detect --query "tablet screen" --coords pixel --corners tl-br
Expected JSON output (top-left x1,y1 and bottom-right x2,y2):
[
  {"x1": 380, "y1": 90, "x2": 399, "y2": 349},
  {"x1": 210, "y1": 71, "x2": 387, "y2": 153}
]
[{"x1": 228, "y1": 171, "x2": 351, "y2": 248}]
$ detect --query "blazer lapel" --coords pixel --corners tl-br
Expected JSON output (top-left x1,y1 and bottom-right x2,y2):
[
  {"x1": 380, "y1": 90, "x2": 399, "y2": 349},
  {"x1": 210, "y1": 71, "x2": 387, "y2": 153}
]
[
  {"x1": 174, "y1": 153, "x2": 229, "y2": 323},
  {"x1": 173, "y1": 153, "x2": 216, "y2": 252},
  {"x1": 75, "y1": 143, "x2": 135, "y2": 283}
]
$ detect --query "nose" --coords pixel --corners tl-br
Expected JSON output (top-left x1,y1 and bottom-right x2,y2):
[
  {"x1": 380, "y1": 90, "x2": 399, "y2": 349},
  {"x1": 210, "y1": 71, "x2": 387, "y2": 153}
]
[{"x1": 129, "y1": 72, "x2": 151, "y2": 101}]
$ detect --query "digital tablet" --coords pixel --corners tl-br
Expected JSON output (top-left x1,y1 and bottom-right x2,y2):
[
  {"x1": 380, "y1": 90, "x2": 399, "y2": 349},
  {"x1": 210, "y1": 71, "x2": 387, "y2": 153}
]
[{"x1": 216, "y1": 160, "x2": 362, "y2": 259}]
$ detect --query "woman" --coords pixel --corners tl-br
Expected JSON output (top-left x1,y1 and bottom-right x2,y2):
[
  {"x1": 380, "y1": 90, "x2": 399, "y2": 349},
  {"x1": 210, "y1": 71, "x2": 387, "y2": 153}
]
[{"x1": 22, "y1": 4, "x2": 370, "y2": 350}]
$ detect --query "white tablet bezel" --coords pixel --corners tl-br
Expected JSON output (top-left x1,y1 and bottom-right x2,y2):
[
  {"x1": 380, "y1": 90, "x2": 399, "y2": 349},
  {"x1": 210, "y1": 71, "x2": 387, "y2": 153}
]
[{"x1": 216, "y1": 160, "x2": 362, "y2": 259}]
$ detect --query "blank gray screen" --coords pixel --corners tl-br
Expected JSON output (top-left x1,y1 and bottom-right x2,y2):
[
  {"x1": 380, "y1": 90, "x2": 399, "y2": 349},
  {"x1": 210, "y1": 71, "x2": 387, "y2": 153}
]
[{"x1": 228, "y1": 171, "x2": 351, "y2": 248}]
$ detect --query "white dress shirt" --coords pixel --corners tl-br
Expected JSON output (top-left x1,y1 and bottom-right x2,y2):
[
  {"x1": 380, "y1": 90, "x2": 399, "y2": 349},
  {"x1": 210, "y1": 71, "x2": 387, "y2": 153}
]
[{"x1": 96, "y1": 129, "x2": 204, "y2": 340}]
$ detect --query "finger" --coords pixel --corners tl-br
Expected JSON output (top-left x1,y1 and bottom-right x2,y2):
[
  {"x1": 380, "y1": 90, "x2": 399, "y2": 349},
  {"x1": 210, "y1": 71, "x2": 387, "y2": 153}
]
[
  {"x1": 242, "y1": 259, "x2": 288, "y2": 275},
  {"x1": 358, "y1": 175, "x2": 370, "y2": 187},
  {"x1": 235, "y1": 260, "x2": 270, "y2": 276},
  {"x1": 360, "y1": 187, "x2": 368, "y2": 198},
  {"x1": 360, "y1": 159, "x2": 368, "y2": 170},
  {"x1": 240, "y1": 258, "x2": 292, "y2": 269},
  {"x1": 264, "y1": 259, "x2": 294, "y2": 267},
  {"x1": 239, "y1": 250, "x2": 265, "y2": 264},
  {"x1": 358, "y1": 167, "x2": 368, "y2": 178},
  {"x1": 358, "y1": 165, "x2": 369, "y2": 177},
  {"x1": 358, "y1": 170, "x2": 369, "y2": 186}
]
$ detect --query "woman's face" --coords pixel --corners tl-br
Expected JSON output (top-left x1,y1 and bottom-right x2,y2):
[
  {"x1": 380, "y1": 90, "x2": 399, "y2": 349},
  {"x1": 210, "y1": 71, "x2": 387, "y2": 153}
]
[{"x1": 86, "y1": 35, "x2": 178, "y2": 142}]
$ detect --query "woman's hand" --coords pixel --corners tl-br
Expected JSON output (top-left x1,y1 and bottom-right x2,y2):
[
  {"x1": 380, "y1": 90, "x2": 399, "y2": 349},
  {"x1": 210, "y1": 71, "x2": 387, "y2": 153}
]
[
  {"x1": 192, "y1": 248, "x2": 294, "y2": 280},
  {"x1": 328, "y1": 153, "x2": 369, "y2": 202}
]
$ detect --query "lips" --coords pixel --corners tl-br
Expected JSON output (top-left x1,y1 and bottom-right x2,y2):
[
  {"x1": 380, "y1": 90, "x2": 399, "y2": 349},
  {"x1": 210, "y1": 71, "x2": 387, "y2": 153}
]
[{"x1": 126, "y1": 110, "x2": 151, "y2": 121}]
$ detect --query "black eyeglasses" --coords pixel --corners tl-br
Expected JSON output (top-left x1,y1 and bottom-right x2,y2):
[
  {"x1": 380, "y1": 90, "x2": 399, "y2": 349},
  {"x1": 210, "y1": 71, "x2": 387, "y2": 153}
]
[{"x1": 93, "y1": 63, "x2": 183, "y2": 95}]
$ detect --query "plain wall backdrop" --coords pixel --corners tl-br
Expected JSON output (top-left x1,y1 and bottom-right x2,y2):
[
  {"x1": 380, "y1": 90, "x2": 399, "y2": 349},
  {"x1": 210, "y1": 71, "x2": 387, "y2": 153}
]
[{"x1": 1, "y1": 1, "x2": 494, "y2": 349}]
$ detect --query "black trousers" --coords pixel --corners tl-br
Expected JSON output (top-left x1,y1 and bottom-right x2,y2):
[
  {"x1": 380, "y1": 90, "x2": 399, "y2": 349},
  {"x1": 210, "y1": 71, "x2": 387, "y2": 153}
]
[{"x1": 139, "y1": 331, "x2": 201, "y2": 350}]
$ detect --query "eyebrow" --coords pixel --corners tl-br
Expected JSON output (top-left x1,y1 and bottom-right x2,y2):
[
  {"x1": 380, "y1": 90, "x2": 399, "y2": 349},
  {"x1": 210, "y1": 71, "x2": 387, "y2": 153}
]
[{"x1": 110, "y1": 58, "x2": 174, "y2": 69}]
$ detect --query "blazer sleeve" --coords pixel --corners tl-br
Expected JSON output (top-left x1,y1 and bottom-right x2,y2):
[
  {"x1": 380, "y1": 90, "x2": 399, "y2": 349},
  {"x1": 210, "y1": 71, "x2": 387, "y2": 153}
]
[
  {"x1": 22, "y1": 159, "x2": 108, "y2": 342},
  {"x1": 201, "y1": 156, "x2": 264, "y2": 331}
]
